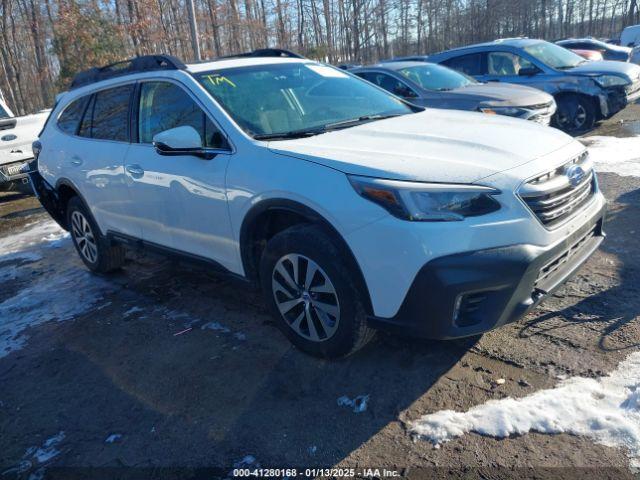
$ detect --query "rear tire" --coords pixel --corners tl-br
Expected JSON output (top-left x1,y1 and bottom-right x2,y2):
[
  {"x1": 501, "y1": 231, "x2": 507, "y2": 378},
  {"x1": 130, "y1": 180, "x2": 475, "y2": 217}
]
[
  {"x1": 553, "y1": 94, "x2": 596, "y2": 134},
  {"x1": 66, "y1": 196, "x2": 125, "y2": 273},
  {"x1": 259, "y1": 224, "x2": 375, "y2": 358}
]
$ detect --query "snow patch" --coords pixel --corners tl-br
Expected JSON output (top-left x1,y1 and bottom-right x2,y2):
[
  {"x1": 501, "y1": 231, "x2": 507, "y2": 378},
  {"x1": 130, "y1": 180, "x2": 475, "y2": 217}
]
[
  {"x1": 105, "y1": 433, "x2": 122, "y2": 444},
  {"x1": 0, "y1": 220, "x2": 68, "y2": 255},
  {"x1": 410, "y1": 351, "x2": 640, "y2": 468},
  {"x1": 201, "y1": 321, "x2": 230, "y2": 333},
  {"x1": 337, "y1": 394, "x2": 370, "y2": 413},
  {"x1": 24, "y1": 431, "x2": 65, "y2": 464},
  {"x1": 123, "y1": 306, "x2": 144, "y2": 318},
  {"x1": 582, "y1": 135, "x2": 640, "y2": 177},
  {"x1": 0, "y1": 221, "x2": 114, "y2": 358}
]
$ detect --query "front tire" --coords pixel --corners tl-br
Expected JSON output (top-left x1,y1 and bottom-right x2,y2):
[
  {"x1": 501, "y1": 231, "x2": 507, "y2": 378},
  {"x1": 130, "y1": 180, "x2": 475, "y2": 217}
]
[
  {"x1": 553, "y1": 94, "x2": 596, "y2": 134},
  {"x1": 67, "y1": 196, "x2": 125, "y2": 273},
  {"x1": 259, "y1": 224, "x2": 375, "y2": 358}
]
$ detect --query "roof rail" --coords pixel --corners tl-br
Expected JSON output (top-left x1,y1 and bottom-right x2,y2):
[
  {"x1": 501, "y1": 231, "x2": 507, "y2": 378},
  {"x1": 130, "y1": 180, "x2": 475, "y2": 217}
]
[
  {"x1": 218, "y1": 48, "x2": 304, "y2": 60},
  {"x1": 70, "y1": 55, "x2": 187, "y2": 90}
]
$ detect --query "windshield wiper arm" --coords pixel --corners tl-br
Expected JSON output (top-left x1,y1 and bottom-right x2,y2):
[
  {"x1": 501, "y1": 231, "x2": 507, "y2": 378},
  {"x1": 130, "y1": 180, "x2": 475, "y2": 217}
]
[
  {"x1": 324, "y1": 113, "x2": 404, "y2": 130},
  {"x1": 253, "y1": 113, "x2": 405, "y2": 140},
  {"x1": 253, "y1": 127, "x2": 326, "y2": 141}
]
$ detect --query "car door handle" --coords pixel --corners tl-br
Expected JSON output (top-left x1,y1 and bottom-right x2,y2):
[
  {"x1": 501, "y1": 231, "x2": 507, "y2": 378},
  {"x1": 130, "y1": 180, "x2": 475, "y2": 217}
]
[
  {"x1": 71, "y1": 156, "x2": 83, "y2": 166},
  {"x1": 125, "y1": 164, "x2": 144, "y2": 177}
]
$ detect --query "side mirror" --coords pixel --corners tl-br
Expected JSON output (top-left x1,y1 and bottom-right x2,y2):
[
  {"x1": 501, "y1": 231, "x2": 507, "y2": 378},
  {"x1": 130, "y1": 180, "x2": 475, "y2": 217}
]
[
  {"x1": 153, "y1": 126, "x2": 217, "y2": 160},
  {"x1": 518, "y1": 66, "x2": 541, "y2": 77}
]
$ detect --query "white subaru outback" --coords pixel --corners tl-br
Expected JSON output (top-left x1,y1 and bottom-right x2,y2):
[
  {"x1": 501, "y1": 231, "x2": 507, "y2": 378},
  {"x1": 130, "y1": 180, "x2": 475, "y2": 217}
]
[{"x1": 31, "y1": 50, "x2": 606, "y2": 358}]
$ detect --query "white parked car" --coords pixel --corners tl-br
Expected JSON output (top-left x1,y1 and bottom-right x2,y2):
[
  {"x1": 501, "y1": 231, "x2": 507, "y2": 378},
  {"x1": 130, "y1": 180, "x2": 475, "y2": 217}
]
[
  {"x1": 0, "y1": 96, "x2": 49, "y2": 192},
  {"x1": 32, "y1": 51, "x2": 606, "y2": 358}
]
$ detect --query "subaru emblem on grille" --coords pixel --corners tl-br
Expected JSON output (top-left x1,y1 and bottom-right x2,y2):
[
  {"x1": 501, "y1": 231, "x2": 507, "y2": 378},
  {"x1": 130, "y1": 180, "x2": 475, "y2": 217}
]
[{"x1": 565, "y1": 164, "x2": 585, "y2": 187}]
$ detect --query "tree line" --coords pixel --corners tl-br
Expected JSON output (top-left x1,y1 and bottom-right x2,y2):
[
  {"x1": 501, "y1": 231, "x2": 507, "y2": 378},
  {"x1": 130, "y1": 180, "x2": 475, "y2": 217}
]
[{"x1": 1, "y1": 0, "x2": 639, "y2": 115}]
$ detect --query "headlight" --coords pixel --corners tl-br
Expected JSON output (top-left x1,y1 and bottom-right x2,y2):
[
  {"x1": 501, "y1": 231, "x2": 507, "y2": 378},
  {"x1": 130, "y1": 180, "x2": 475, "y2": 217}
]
[
  {"x1": 348, "y1": 175, "x2": 501, "y2": 221},
  {"x1": 479, "y1": 106, "x2": 529, "y2": 117},
  {"x1": 593, "y1": 75, "x2": 630, "y2": 87}
]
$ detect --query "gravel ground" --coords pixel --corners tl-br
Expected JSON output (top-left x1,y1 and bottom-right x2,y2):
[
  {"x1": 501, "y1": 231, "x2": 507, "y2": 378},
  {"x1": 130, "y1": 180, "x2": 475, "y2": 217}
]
[{"x1": 0, "y1": 106, "x2": 639, "y2": 480}]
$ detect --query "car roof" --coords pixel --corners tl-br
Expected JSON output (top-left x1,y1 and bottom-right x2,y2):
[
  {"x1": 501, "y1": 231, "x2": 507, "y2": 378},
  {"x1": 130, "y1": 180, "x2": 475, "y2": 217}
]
[
  {"x1": 439, "y1": 37, "x2": 543, "y2": 54},
  {"x1": 357, "y1": 61, "x2": 435, "y2": 71},
  {"x1": 187, "y1": 56, "x2": 309, "y2": 73},
  {"x1": 558, "y1": 38, "x2": 605, "y2": 45}
]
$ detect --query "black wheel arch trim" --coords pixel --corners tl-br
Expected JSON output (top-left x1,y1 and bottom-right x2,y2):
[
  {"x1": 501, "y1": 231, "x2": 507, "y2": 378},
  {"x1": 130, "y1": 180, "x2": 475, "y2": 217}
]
[{"x1": 240, "y1": 198, "x2": 374, "y2": 315}]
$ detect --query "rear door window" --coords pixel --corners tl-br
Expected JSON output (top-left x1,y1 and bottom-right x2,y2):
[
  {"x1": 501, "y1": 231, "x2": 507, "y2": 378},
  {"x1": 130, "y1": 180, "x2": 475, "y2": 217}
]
[
  {"x1": 90, "y1": 85, "x2": 133, "y2": 141},
  {"x1": 442, "y1": 53, "x2": 486, "y2": 75},
  {"x1": 57, "y1": 96, "x2": 89, "y2": 135}
]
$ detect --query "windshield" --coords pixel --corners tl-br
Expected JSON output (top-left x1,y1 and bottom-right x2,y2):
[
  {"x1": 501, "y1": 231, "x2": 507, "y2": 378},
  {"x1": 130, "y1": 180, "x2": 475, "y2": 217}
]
[
  {"x1": 0, "y1": 104, "x2": 9, "y2": 119},
  {"x1": 196, "y1": 62, "x2": 412, "y2": 139},
  {"x1": 397, "y1": 64, "x2": 478, "y2": 91},
  {"x1": 525, "y1": 41, "x2": 586, "y2": 69}
]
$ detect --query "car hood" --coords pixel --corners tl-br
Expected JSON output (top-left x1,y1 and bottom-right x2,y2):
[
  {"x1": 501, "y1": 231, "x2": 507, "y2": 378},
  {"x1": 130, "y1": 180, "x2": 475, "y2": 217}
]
[
  {"x1": 566, "y1": 60, "x2": 640, "y2": 80},
  {"x1": 267, "y1": 109, "x2": 575, "y2": 184},
  {"x1": 452, "y1": 82, "x2": 553, "y2": 106}
]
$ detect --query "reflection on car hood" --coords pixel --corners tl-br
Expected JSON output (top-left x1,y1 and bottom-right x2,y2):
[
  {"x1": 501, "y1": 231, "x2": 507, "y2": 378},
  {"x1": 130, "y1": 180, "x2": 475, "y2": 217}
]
[
  {"x1": 452, "y1": 82, "x2": 553, "y2": 106},
  {"x1": 268, "y1": 109, "x2": 576, "y2": 184},
  {"x1": 567, "y1": 60, "x2": 640, "y2": 80}
]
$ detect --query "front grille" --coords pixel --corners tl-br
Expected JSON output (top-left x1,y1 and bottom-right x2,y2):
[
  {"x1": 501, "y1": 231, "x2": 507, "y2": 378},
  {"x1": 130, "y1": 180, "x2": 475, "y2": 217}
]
[
  {"x1": 519, "y1": 151, "x2": 596, "y2": 228},
  {"x1": 535, "y1": 225, "x2": 597, "y2": 288}
]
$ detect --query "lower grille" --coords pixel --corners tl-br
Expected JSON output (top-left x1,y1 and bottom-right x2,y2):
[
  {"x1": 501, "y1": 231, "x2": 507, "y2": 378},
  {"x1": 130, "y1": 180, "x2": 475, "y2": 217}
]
[
  {"x1": 519, "y1": 152, "x2": 596, "y2": 228},
  {"x1": 535, "y1": 226, "x2": 597, "y2": 288}
]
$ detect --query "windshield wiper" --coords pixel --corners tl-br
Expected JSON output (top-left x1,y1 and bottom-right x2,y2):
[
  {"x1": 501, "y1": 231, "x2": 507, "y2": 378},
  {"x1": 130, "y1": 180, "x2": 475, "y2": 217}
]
[
  {"x1": 324, "y1": 113, "x2": 404, "y2": 130},
  {"x1": 253, "y1": 113, "x2": 405, "y2": 140},
  {"x1": 253, "y1": 127, "x2": 327, "y2": 141}
]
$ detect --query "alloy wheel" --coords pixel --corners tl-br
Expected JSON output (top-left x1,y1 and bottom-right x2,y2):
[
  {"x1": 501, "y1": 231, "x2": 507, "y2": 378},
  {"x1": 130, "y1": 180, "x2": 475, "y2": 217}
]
[
  {"x1": 558, "y1": 103, "x2": 587, "y2": 131},
  {"x1": 71, "y1": 210, "x2": 98, "y2": 264},
  {"x1": 271, "y1": 253, "x2": 340, "y2": 342}
]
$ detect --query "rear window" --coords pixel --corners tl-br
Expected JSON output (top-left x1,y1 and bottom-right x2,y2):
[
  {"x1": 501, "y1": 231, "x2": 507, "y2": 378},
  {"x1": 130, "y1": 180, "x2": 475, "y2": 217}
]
[
  {"x1": 78, "y1": 85, "x2": 133, "y2": 142},
  {"x1": 57, "y1": 96, "x2": 89, "y2": 135},
  {"x1": 442, "y1": 53, "x2": 485, "y2": 76}
]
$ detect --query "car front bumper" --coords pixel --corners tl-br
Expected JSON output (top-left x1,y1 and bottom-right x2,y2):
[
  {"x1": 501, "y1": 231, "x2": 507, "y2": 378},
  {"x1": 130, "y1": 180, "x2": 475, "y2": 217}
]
[
  {"x1": 367, "y1": 201, "x2": 605, "y2": 339},
  {"x1": 601, "y1": 82, "x2": 640, "y2": 117}
]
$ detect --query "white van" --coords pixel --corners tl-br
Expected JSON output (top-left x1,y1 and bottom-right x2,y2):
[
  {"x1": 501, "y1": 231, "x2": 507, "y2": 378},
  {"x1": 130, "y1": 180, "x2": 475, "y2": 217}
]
[{"x1": 621, "y1": 24, "x2": 640, "y2": 47}]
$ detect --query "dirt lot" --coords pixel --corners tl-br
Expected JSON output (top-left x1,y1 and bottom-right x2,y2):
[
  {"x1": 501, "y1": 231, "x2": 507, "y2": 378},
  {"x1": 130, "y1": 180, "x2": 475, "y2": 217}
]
[{"x1": 1, "y1": 107, "x2": 639, "y2": 480}]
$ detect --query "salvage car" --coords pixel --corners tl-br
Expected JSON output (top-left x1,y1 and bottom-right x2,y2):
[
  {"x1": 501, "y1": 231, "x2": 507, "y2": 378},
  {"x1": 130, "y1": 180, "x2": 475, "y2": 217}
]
[
  {"x1": 351, "y1": 61, "x2": 556, "y2": 124},
  {"x1": 31, "y1": 51, "x2": 606, "y2": 358},
  {"x1": 0, "y1": 96, "x2": 49, "y2": 192},
  {"x1": 426, "y1": 38, "x2": 640, "y2": 133},
  {"x1": 556, "y1": 38, "x2": 633, "y2": 63}
]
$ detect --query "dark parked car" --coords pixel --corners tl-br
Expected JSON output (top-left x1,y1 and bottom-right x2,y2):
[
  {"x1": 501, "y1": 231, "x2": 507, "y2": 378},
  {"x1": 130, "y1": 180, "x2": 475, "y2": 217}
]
[
  {"x1": 351, "y1": 62, "x2": 556, "y2": 124},
  {"x1": 425, "y1": 38, "x2": 640, "y2": 133},
  {"x1": 556, "y1": 38, "x2": 633, "y2": 63}
]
